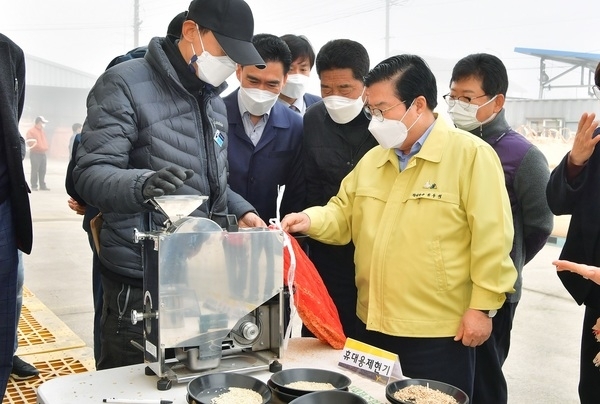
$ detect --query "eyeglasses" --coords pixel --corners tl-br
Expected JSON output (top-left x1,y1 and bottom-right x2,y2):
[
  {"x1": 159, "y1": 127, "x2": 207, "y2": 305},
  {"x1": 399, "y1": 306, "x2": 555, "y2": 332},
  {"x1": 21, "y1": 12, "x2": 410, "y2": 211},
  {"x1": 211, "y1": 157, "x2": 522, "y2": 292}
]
[
  {"x1": 593, "y1": 85, "x2": 600, "y2": 100},
  {"x1": 443, "y1": 93, "x2": 489, "y2": 110},
  {"x1": 364, "y1": 102, "x2": 405, "y2": 122}
]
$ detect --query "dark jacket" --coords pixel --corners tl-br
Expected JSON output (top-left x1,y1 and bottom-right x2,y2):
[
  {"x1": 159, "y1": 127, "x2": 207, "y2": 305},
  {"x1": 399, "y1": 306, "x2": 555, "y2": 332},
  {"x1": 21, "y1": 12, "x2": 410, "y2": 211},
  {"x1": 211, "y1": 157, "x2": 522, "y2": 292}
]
[
  {"x1": 0, "y1": 33, "x2": 32, "y2": 254},
  {"x1": 224, "y1": 89, "x2": 305, "y2": 222},
  {"x1": 303, "y1": 93, "x2": 321, "y2": 109},
  {"x1": 546, "y1": 127, "x2": 600, "y2": 310},
  {"x1": 303, "y1": 101, "x2": 378, "y2": 206},
  {"x1": 73, "y1": 37, "x2": 255, "y2": 284},
  {"x1": 471, "y1": 109, "x2": 553, "y2": 302},
  {"x1": 302, "y1": 100, "x2": 378, "y2": 337}
]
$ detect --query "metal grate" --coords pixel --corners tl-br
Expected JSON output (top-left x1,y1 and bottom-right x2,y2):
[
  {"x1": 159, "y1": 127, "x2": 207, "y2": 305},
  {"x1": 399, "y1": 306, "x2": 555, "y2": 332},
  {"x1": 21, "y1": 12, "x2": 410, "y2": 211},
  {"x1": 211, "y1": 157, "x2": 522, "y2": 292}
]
[
  {"x1": 15, "y1": 288, "x2": 85, "y2": 356},
  {"x1": 17, "y1": 306, "x2": 56, "y2": 347},
  {"x1": 3, "y1": 353, "x2": 93, "y2": 404},
  {"x1": 22, "y1": 288, "x2": 34, "y2": 299},
  {"x1": 4, "y1": 287, "x2": 94, "y2": 403}
]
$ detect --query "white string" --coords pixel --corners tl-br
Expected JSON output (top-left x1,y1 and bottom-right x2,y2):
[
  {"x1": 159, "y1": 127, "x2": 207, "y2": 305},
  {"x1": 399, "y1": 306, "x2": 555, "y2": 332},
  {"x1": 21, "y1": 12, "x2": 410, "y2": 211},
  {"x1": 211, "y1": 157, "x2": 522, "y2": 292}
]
[{"x1": 269, "y1": 185, "x2": 297, "y2": 350}]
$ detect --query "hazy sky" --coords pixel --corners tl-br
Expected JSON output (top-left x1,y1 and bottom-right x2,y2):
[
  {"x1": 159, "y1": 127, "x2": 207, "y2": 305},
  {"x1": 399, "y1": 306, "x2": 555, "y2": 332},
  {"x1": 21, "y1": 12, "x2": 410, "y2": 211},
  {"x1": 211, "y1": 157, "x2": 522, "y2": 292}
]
[{"x1": 1, "y1": 0, "x2": 599, "y2": 99}]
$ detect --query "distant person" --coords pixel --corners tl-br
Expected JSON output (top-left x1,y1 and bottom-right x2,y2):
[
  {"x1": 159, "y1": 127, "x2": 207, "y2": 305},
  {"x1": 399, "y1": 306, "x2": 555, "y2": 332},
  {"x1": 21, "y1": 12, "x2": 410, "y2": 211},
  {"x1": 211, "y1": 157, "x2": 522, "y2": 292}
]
[
  {"x1": 0, "y1": 32, "x2": 33, "y2": 397},
  {"x1": 446, "y1": 53, "x2": 554, "y2": 404},
  {"x1": 278, "y1": 34, "x2": 320, "y2": 114},
  {"x1": 26, "y1": 116, "x2": 50, "y2": 191},
  {"x1": 224, "y1": 33, "x2": 304, "y2": 222},
  {"x1": 301, "y1": 39, "x2": 378, "y2": 339},
  {"x1": 281, "y1": 54, "x2": 517, "y2": 399},
  {"x1": 546, "y1": 61, "x2": 600, "y2": 404},
  {"x1": 72, "y1": 0, "x2": 265, "y2": 369},
  {"x1": 68, "y1": 123, "x2": 82, "y2": 155},
  {"x1": 65, "y1": 10, "x2": 189, "y2": 368}
]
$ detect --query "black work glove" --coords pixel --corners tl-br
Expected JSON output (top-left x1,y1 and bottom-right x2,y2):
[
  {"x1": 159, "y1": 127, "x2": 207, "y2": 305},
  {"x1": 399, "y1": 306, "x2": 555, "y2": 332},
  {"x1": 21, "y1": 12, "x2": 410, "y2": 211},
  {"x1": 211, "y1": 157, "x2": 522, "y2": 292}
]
[{"x1": 142, "y1": 166, "x2": 194, "y2": 199}]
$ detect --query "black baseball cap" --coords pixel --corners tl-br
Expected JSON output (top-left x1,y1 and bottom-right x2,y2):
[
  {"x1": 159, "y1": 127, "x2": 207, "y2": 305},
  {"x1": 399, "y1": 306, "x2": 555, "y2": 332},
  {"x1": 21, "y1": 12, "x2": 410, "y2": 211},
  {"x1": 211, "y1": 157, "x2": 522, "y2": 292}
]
[{"x1": 187, "y1": 0, "x2": 265, "y2": 67}]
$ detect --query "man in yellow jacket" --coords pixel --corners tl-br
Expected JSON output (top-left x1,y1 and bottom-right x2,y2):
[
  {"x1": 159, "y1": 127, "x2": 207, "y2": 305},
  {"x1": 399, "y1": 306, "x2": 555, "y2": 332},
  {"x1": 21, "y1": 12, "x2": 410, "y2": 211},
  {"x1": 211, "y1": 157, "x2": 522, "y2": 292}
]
[{"x1": 281, "y1": 54, "x2": 517, "y2": 400}]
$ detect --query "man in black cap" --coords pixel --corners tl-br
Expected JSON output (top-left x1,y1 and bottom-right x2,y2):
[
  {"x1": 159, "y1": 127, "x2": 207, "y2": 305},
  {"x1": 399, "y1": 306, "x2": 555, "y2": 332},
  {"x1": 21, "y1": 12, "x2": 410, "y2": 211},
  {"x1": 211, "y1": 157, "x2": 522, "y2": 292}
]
[{"x1": 73, "y1": 0, "x2": 265, "y2": 369}]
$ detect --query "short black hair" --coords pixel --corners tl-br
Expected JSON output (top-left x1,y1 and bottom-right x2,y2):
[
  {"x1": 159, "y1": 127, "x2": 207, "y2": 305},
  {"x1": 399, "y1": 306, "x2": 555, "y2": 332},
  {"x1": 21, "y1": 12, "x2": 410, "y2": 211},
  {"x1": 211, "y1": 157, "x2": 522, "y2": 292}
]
[
  {"x1": 595, "y1": 61, "x2": 600, "y2": 87},
  {"x1": 450, "y1": 53, "x2": 509, "y2": 96},
  {"x1": 315, "y1": 39, "x2": 369, "y2": 82},
  {"x1": 250, "y1": 34, "x2": 292, "y2": 74},
  {"x1": 365, "y1": 54, "x2": 438, "y2": 110},
  {"x1": 280, "y1": 34, "x2": 315, "y2": 69}
]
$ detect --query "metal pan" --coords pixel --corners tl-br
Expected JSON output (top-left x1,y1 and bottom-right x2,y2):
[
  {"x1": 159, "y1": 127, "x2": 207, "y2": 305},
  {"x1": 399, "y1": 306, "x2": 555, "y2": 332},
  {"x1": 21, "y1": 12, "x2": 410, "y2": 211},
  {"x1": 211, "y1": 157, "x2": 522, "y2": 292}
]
[
  {"x1": 269, "y1": 368, "x2": 351, "y2": 397},
  {"x1": 267, "y1": 378, "x2": 299, "y2": 403},
  {"x1": 289, "y1": 390, "x2": 367, "y2": 404},
  {"x1": 386, "y1": 378, "x2": 469, "y2": 404},
  {"x1": 187, "y1": 372, "x2": 271, "y2": 404}
]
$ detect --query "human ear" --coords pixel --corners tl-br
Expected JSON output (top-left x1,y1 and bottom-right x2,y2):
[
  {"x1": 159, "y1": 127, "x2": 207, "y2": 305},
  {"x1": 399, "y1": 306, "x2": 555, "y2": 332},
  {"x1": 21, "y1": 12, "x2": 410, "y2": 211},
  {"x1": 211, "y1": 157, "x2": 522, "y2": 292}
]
[{"x1": 181, "y1": 20, "x2": 197, "y2": 43}]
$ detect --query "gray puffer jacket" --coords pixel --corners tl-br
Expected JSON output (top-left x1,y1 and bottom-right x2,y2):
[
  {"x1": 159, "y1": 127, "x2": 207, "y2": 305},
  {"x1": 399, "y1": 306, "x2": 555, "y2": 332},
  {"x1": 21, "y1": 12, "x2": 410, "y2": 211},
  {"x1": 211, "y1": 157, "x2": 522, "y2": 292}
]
[{"x1": 73, "y1": 37, "x2": 254, "y2": 284}]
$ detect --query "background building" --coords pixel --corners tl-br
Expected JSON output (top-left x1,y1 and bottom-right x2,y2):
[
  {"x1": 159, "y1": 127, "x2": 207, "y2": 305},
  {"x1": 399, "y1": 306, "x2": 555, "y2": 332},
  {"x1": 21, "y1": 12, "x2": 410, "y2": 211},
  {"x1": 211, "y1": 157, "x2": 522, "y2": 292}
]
[{"x1": 21, "y1": 54, "x2": 97, "y2": 159}]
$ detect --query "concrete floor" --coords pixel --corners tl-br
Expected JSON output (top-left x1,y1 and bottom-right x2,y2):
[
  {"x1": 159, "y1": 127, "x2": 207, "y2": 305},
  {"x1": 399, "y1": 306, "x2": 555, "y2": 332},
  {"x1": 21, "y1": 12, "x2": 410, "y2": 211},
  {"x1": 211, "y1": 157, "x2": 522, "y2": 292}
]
[{"x1": 20, "y1": 157, "x2": 584, "y2": 404}]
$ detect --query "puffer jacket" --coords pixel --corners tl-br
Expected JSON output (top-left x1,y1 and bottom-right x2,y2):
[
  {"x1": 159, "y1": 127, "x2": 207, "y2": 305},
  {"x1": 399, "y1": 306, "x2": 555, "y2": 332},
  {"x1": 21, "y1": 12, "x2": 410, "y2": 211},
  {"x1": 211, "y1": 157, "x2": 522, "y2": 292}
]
[{"x1": 73, "y1": 37, "x2": 254, "y2": 284}]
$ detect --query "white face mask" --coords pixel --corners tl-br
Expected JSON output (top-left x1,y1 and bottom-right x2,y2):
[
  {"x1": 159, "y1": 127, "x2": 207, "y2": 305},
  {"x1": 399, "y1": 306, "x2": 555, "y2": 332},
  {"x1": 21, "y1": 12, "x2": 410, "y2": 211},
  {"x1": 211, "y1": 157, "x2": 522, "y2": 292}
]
[
  {"x1": 239, "y1": 87, "x2": 280, "y2": 116},
  {"x1": 368, "y1": 102, "x2": 420, "y2": 149},
  {"x1": 191, "y1": 32, "x2": 236, "y2": 87},
  {"x1": 281, "y1": 74, "x2": 309, "y2": 99},
  {"x1": 323, "y1": 90, "x2": 365, "y2": 124},
  {"x1": 448, "y1": 95, "x2": 498, "y2": 131}
]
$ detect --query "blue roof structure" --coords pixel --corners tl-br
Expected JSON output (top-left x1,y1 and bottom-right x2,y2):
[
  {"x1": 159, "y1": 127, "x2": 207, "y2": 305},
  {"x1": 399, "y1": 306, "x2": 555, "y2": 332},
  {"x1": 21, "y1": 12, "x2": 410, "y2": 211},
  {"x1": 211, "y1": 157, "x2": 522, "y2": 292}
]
[
  {"x1": 515, "y1": 47, "x2": 600, "y2": 70},
  {"x1": 514, "y1": 47, "x2": 600, "y2": 99}
]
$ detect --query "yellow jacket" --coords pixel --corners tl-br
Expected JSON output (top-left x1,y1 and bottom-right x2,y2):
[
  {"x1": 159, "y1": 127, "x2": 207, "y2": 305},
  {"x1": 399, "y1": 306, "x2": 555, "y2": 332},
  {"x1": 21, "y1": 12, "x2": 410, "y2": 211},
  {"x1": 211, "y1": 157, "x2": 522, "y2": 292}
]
[{"x1": 304, "y1": 117, "x2": 517, "y2": 337}]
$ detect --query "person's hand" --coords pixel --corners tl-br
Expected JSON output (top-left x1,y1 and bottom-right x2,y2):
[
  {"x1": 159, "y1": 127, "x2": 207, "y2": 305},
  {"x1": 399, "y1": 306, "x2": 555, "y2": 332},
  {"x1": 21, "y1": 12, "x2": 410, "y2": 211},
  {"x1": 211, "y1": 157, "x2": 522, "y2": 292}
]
[
  {"x1": 280, "y1": 212, "x2": 311, "y2": 233},
  {"x1": 67, "y1": 197, "x2": 86, "y2": 215},
  {"x1": 553, "y1": 259, "x2": 600, "y2": 285},
  {"x1": 238, "y1": 212, "x2": 267, "y2": 228},
  {"x1": 142, "y1": 166, "x2": 194, "y2": 199},
  {"x1": 454, "y1": 308, "x2": 492, "y2": 347},
  {"x1": 568, "y1": 112, "x2": 600, "y2": 166}
]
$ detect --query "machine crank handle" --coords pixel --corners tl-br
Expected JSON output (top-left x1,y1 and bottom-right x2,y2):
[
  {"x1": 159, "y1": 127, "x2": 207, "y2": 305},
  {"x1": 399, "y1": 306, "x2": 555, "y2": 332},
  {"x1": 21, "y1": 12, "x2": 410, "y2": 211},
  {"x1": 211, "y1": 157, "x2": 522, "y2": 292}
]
[
  {"x1": 129, "y1": 339, "x2": 145, "y2": 353},
  {"x1": 131, "y1": 309, "x2": 158, "y2": 325}
]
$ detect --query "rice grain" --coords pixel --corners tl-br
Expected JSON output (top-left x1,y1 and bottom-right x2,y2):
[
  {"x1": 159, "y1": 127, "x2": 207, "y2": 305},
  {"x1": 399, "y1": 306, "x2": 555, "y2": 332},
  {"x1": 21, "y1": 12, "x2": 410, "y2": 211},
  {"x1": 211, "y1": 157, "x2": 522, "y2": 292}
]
[
  {"x1": 210, "y1": 387, "x2": 262, "y2": 404},
  {"x1": 393, "y1": 385, "x2": 459, "y2": 404},
  {"x1": 284, "y1": 381, "x2": 336, "y2": 391}
]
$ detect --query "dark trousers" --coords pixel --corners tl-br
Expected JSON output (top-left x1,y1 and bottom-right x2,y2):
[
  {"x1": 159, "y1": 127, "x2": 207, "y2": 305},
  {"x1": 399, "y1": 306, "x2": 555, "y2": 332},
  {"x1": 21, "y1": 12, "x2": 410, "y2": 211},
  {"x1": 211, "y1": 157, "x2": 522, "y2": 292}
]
[
  {"x1": 96, "y1": 274, "x2": 144, "y2": 370},
  {"x1": 354, "y1": 320, "x2": 476, "y2": 401},
  {"x1": 86, "y1": 232, "x2": 103, "y2": 366},
  {"x1": 0, "y1": 199, "x2": 18, "y2": 397},
  {"x1": 472, "y1": 301, "x2": 517, "y2": 404},
  {"x1": 579, "y1": 305, "x2": 600, "y2": 404},
  {"x1": 29, "y1": 152, "x2": 47, "y2": 189}
]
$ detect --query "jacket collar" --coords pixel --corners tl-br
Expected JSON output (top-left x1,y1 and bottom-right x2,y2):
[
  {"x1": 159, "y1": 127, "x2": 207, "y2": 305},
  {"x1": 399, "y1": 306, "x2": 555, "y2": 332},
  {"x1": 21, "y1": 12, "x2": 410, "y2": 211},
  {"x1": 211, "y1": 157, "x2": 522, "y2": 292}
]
[
  {"x1": 375, "y1": 113, "x2": 447, "y2": 168},
  {"x1": 229, "y1": 88, "x2": 292, "y2": 130},
  {"x1": 148, "y1": 37, "x2": 227, "y2": 96},
  {"x1": 468, "y1": 108, "x2": 511, "y2": 140}
]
